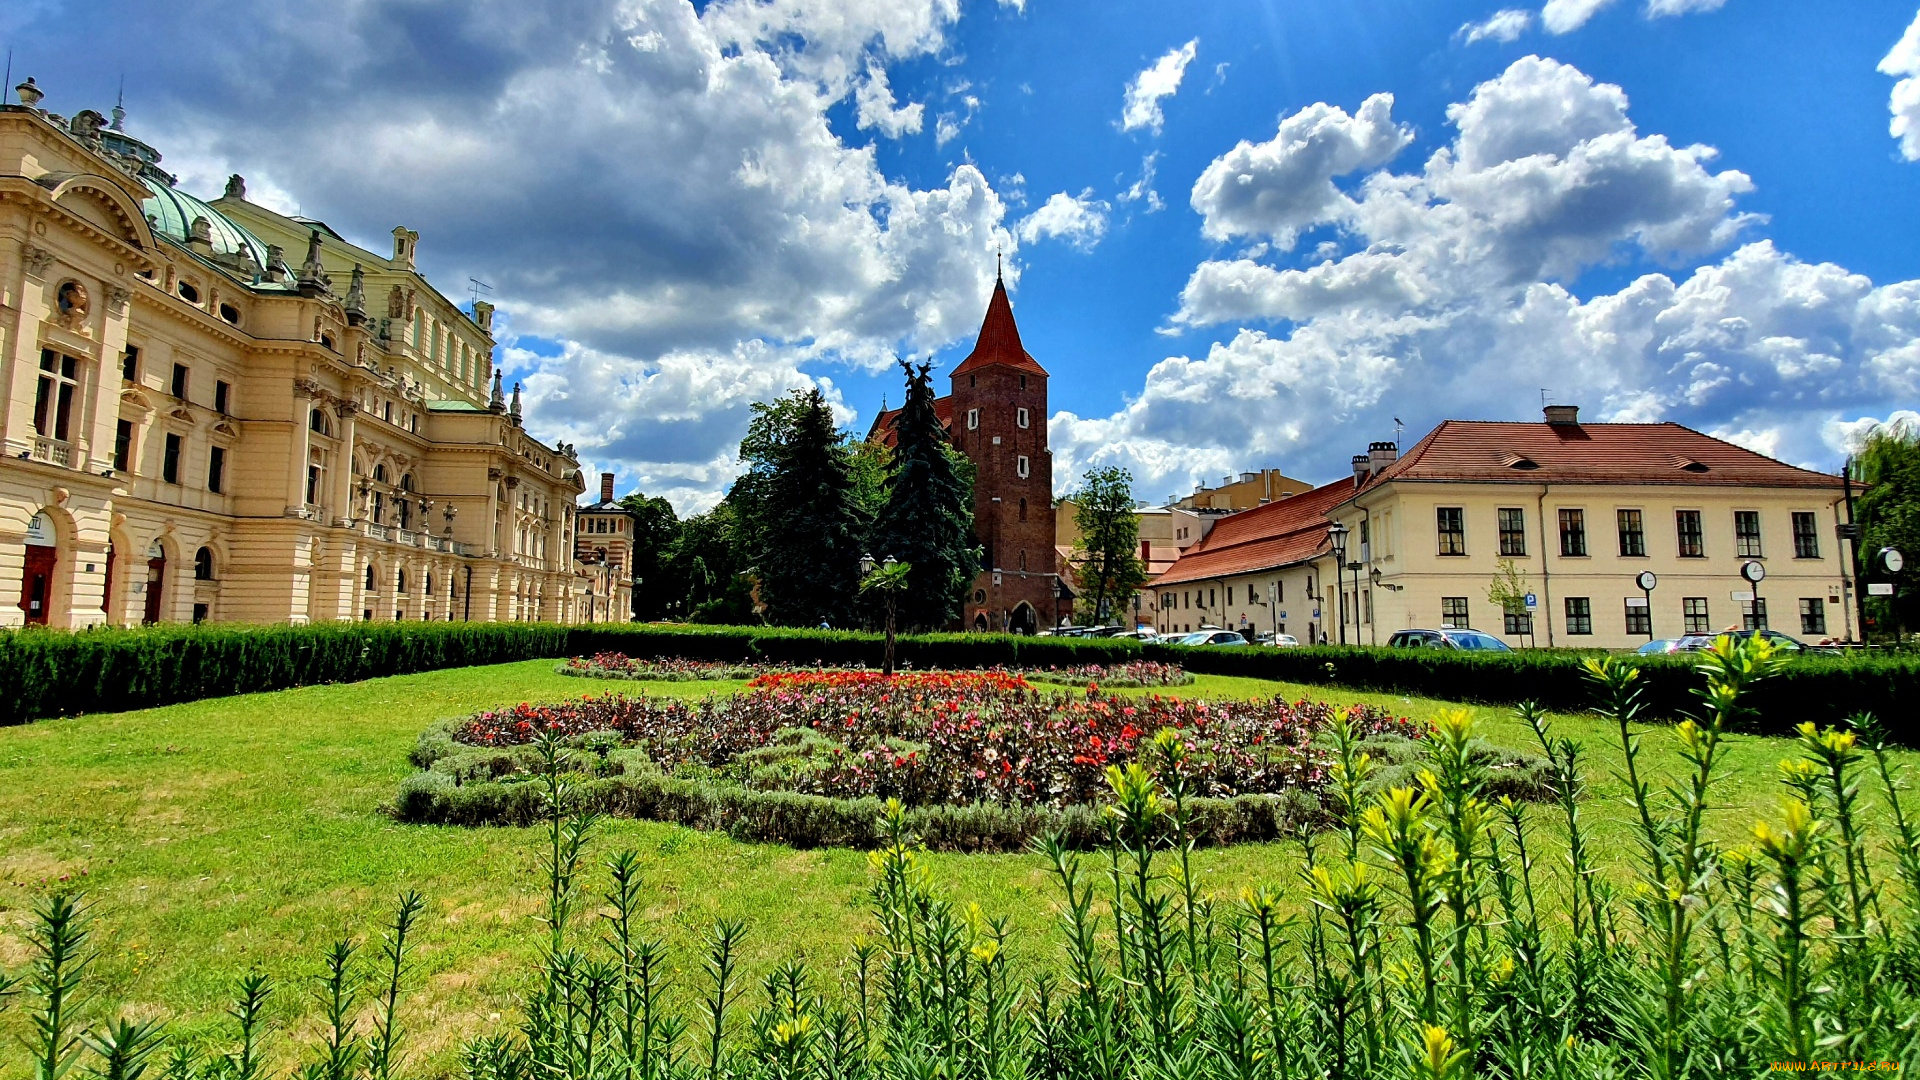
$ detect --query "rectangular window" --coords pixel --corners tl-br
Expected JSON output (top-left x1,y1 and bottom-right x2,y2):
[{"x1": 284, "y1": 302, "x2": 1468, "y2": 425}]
[
  {"x1": 1016, "y1": 407, "x2": 1029, "y2": 429},
  {"x1": 122, "y1": 345, "x2": 139, "y2": 382},
  {"x1": 1498, "y1": 508, "x2": 1527, "y2": 556},
  {"x1": 1437, "y1": 507, "x2": 1466, "y2": 555},
  {"x1": 162, "y1": 433, "x2": 182, "y2": 484},
  {"x1": 306, "y1": 464, "x2": 322, "y2": 505},
  {"x1": 1734, "y1": 510, "x2": 1763, "y2": 558},
  {"x1": 1683, "y1": 597, "x2": 1710, "y2": 635},
  {"x1": 33, "y1": 349, "x2": 79, "y2": 441},
  {"x1": 1226, "y1": 586, "x2": 1234, "y2": 606},
  {"x1": 1742, "y1": 597, "x2": 1769, "y2": 631},
  {"x1": 214, "y1": 380, "x2": 231, "y2": 415},
  {"x1": 1792, "y1": 512, "x2": 1820, "y2": 559},
  {"x1": 1504, "y1": 611, "x2": 1533, "y2": 636},
  {"x1": 1800, "y1": 598, "x2": 1827, "y2": 636},
  {"x1": 1564, "y1": 597, "x2": 1593, "y2": 635},
  {"x1": 1558, "y1": 508, "x2": 1588, "y2": 556},
  {"x1": 1675, "y1": 510, "x2": 1704, "y2": 558},
  {"x1": 1625, "y1": 599, "x2": 1652, "y2": 637},
  {"x1": 207, "y1": 446, "x2": 226, "y2": 493},
  {"x1": 966, "y1": 408, "x2": 979, "y2": 430},
  {"x1": 1618, "y1": 508, "x2": 1646, "y2": 557},
  {"x1": 114, "y1": 420, "x2": 132, "y2": 472},
  {"x1": 1441, "y1": 596, "x2": 1469, "y2": 628},
  {"x1": 172, "y1": 362, "x2": 189, "y2": 400},
  {"x1": 1016, "y1": 455, "x2": 1030, "y2": 478}
]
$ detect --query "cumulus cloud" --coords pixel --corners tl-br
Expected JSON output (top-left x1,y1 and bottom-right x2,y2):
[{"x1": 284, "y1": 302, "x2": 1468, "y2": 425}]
[
  {"x1": 1882, "y1": 10, "x2": 1920, "y2": 161},
  {"x1": 1645, "y1": 0, "x2": 1729, "y2": 14},
  {"x1": 1056, "y1": 56, "x2": 1919, "y2": 500},
  {"x1": 15, "y1": 0, "x2": 1021, "y2": 505},
  {"x1": 1121, "y1": 38, "x2": 1199, "y2": 135},
  {"x1": 1015, "y1": 189, "x2": 1111, "y2": 251},
  {"x1": 1460, "y1": 9, "x2": 1534, "y2": 44},
  {"x1": 1541, "y1": 0, "x2": 1618, "y2": 34},
  {"x1": 855, "y1": 63, "x2": 925, "y2": 137},
  {"x1": 1188, "y1": 93, "x2": 1411, "y2": 248}
]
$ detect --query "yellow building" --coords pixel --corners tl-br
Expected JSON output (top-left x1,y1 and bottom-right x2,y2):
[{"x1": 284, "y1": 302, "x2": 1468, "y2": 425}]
[
  {"x1": 575, "y1": 472, "x2": 637, "y2": 624},
  {"x1": 3, "y1": 84, "x2": 594, "y2": 627},
  {"x1": 1176, "y1": 467, "x2": 1313, "y2": 511},
  {"x1": 1152, "y1": 407, "x2": 1859, "y2": 648}
]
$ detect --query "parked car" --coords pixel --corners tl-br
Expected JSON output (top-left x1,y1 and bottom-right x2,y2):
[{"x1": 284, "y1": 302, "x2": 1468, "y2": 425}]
[
  {"x1": 1263, "y1": 633, "x2": 1301, "y2": 647},
  {"x1": 1386, "y1": 628, "x2": 1514, "y2": 652},
  {"x1": 1636, "y1": 638, "x2": 1687, "y2": 654},
  {"x1": 1177, "y1": 630, "x2": 1250, "y2": 647}
]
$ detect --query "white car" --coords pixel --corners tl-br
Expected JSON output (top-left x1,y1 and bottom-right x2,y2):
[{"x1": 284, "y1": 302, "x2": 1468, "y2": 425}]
[{"x1": 1267, "y1": 634, "x2": 1301, "y2": 648}]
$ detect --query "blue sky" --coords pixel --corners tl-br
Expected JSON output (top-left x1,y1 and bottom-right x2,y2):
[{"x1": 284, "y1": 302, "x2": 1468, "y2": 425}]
[{"x1": 7, "y1": 0, "x2": 1919, "y2": 513}]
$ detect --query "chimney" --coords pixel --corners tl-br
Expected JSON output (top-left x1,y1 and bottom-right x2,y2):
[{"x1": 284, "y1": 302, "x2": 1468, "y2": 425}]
[
  {"x1": 1368, "y1": 440, "x2": 1399, "y2": 476},
  {"x1": 600, "y1": 472, "x2": 615, "y2": 504},
  {"x1": 1352, "y1": 454, "x2": 1371, "y2": 487},
  {"x1": 1544, "y1": 404, "x2": 1580, "y2": 426}
]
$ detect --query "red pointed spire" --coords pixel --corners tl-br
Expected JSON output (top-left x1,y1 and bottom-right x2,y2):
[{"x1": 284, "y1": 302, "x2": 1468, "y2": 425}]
[{"x1": 952, "y1": 271, "x2": 1047, "y2": 377}]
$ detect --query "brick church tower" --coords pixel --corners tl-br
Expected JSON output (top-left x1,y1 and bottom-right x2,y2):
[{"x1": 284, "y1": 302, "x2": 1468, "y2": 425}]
[{"x1": 948, "y1": 274, "x2": 1057, "y2": 633}]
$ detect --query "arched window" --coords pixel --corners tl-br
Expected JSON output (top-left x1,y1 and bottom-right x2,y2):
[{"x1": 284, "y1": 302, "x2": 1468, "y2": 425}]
[
  {"x1": 397, "y1": 567, "x2": 408, "y2": 593},
  {"x1": 310, "y1": 409, "x2": 330, "y2": 435},
  {"x1": 1018, "y1": 497, "x2": 1027, "y2": 522},
  {"x1": 364, "y1": 564, "x2": 376, "y2": 590},
  {"x1": 193, "y1": 547, "x2": 214, "y2": 580},
  {"x1": 425, "y1": 572, "x2": 435, "y2": 596}
]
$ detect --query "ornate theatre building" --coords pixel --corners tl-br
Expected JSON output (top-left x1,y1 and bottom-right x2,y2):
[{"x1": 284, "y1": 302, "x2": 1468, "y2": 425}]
[{"x1": 1, "y1": 82, "x2": 607, "y2": 628}]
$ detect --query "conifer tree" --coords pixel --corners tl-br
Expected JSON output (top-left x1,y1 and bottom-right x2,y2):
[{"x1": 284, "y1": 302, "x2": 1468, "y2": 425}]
[
  {"x1": 732, "y1": 389, "x2": 865, "y2": 627},
  {"x1": 874, "y1": 361, "x2": 980, "y2": 630}
]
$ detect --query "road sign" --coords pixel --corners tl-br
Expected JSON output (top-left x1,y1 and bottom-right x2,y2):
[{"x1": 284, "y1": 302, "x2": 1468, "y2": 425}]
[
  {"x1": 1870, "y1": 583, "x2": 1896, "y2": 596},
  {"x1": 1625, "y1": 596, "x2": 1649, "y2": 608},
  {"x1": 1524, "y1": 593, "x2": 1538, "y2": 609}
]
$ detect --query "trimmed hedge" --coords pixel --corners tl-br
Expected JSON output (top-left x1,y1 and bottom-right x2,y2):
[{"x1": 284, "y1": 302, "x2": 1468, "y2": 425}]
[
  {"x1": 1148, "y1": 642, "x2": 1920, "y2": 736},
  {"x1": 4, "y1": 620, "x2": 1914, "y2": 739}
]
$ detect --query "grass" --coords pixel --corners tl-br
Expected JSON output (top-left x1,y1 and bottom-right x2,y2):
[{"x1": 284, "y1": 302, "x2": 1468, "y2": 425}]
[{"x1": 0, "y1": 659, "x2": 1901, "y2": 1074}]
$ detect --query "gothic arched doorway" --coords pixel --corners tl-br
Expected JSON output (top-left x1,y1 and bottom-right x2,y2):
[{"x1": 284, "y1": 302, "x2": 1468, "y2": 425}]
[
  {"x1": 972, "y1": 612, "x2": 989, "y2": 632},
  {"x1": 1009, "y1": 602, "x2": 1037, "y2": 636}
]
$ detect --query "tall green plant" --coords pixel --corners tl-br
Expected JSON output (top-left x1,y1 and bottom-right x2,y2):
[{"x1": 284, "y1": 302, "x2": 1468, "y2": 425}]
[{"x1": 873, "y1": 361, "x2": 979, "y2": 632}]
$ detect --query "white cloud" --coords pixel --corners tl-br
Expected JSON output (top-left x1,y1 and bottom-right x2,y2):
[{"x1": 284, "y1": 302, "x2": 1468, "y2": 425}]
[
  {"x1": 934, "y1": 93, "x2": 981, "y2": 147},
  {"x1": 1015, "y1": 189, "x2": 1111, "y2": 251},
  {"x1": 1188, "y1": 92, "x2": 1412, "y2": 248},
  {"x1": 1825, "y1": 410, "x2": 1920, "y2": 456},
  {"x1": 1121, "y1": 38, "x2": 1199, "y2": 135},
  {"x1": 36, "y1": 0, "x2": 1018, "y2": 507},
  {"x1": 1460, "y1": 9, "x2": 1534, "y2": 44},
  {"x1": 1117, "y1": 151, "x2": 1165, "y2": 212},
  {"x1": 1056, "y1": 56, "x2": 1918, "y2": 499},
  {"x1": 1541, "y1": 0, "x2": 1617, "y2": 34},
  {"x1": 1882, "y1": 10, "x2": 1920, "y2": 161},
  {"x1": 1645, "y1": 0, "x2": 1728, "y2": 14},
  {"x1": 854, "y1": 63, "x2": 925, "y2": 137}
]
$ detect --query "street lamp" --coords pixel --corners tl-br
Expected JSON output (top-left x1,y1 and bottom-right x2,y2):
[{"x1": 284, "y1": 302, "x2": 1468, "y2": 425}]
[
  {"x1": 1326, "y1": 523, "x2": 1349, "y2": 645},
  {"x1": 859, "y1": 553, "x2": 906, "y2": 676},
  {"x1": 1741, "y1": 560, "x2": 1767, "y2": 630},
  {"x1": 1636, "y1": 570, "x2": 1658, "y2": 642}
]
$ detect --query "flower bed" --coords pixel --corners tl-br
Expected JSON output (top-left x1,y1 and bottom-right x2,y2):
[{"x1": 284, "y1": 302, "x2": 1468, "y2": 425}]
[
  {"x1": 558, "y1": 652, "x2": 762, "y2": 681},
  {"x1": 1023, "y1": 661, "x2": 1192, "y2": 688},
  {"x1": 392, "y1": 672, "x2": 1553, "y2": 850}
]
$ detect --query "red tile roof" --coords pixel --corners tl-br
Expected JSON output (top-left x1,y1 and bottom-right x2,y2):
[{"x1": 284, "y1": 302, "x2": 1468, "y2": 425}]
[
  {"x1": 952, "y1": 275, "x2": 1047, "y2": 378},
  {"x1": 866, "y1": 396, "x2": 954, "y2": 449},
  {"x1": 1151, "y1": 477, "x2": 1359, "y2": 587},
  {"x1": 1371, "y1": 420, "x2": 1840, "y2": 488}
]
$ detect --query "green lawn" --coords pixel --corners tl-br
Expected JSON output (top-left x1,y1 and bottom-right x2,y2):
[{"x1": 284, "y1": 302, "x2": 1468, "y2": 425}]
[{"x1": 0, "y1": 659, "x2": 1900, "y2": 1073}]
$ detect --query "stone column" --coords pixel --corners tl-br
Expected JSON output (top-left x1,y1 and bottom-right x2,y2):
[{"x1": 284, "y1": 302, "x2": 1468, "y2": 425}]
[
  {"x1": 287, "y1": 382, "x2": 316, "y2": 515},
  {"x1": 330, "y1": 401, "x2": 359, "y2": 525}
]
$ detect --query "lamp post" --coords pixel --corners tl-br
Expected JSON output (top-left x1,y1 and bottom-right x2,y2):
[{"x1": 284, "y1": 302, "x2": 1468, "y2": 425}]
[
  {"x1": 859, "y1": 552, "x2": 907, "y2": 676},
  {"x1": 1327, "y1": 523, "x2": 1350, "y2": 645},
  {"x1": 1636, "y1": 570, "x2": 1658, "y2": 642},
  {"x1": 1741, "y1": 560, "x2": 1767, "y2": 631}
]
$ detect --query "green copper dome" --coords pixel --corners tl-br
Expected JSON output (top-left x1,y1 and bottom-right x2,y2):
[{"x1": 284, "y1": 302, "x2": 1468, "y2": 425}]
[{"x1": 141, "y1": 179, "x2": 272, "y2": 272}]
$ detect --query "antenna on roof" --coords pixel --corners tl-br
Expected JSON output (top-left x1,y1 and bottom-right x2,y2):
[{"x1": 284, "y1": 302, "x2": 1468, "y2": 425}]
[
  {"x1": 4, "y1": 52, "x2": 11, "y2": 101},
  {"x1": 467, "y1": 277, "x2": 493, "y2": 307},
  {"x1": 1393, "y1": 416, "x2": 1404, "y2": 444},
  {"x1": 1540, "y1": 387, "x2": 1551, "y2": 409}
]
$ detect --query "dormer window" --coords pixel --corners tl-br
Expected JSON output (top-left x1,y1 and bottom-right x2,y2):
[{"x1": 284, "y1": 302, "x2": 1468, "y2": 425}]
[
  {"x1": 1677, "y1": 458, "x2": 1710, "y2": 473},
  {"x1": 966, "y1": 408, "x2": 980, "y2": 430},
  {"x1": 1017, "y1": 407, "x2": 1030, "y2": 429}
]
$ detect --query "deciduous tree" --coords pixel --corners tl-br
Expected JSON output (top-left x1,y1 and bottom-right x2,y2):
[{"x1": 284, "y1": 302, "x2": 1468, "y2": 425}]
[{"x1": 1069, "y1": 467, "x2": 1149, "y2": 625}]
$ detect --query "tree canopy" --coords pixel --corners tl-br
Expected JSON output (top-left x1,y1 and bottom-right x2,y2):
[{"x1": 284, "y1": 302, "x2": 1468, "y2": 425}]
[
  {"x1": 1855, "y1": 418, "x2": 1920, "y2": 635},
  {"x1": 617, "y1": 491, "x2": 680, "y2": 620},
  {"x1": 874, "y1": 361, "x2": 980, "y2": 631},
  {"x1": 729, "y1": 388, "x2": 867, "y2": 627},
  {"x1": 1068, "y1": 467, "x2": 1149, "y2": 625}
]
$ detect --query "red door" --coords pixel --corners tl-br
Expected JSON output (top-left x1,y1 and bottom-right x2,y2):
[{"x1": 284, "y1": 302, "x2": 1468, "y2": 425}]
[
  {"x1": 143, "y1": 556, "x2": 166, "y2": 625},
  {"x1": 20, "y1": 545, "x2": 56, "y2": 625}
]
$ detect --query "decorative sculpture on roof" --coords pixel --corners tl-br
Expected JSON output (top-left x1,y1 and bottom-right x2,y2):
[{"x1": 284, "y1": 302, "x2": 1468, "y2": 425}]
[
  {"x1": 297, "y1": 229, "x2": 331, "y2": 298},
  {"x1": 344, "y1": 264, "x2": 367, "y2": 325},
  {"x1": 509, "y1": 382, "x2": 524, "y2": 425},
  {"x1": 68, "y1": 110, "x2": 105, "y2": 146},
  {"x1": 223, "y1": 174, "x2": 246, "y2": 200},
  {"x1": 489, "y1": 369, "x2": 506, "y2": 413},
  {"x1": 55, "y1": 280, "x2": 89, "y2": 331}
]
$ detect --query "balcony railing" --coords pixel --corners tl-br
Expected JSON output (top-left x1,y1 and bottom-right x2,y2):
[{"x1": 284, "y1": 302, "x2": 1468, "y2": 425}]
[
  {"x1": 29, "y1": 437, "x2": 72, "y2": 467},
  {"x1": 344, "y1": 519, "x2": 474, "y2": 557}
]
